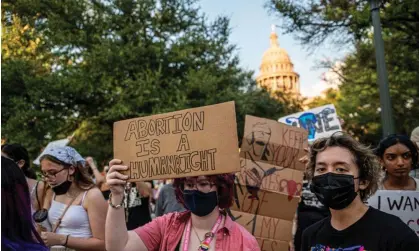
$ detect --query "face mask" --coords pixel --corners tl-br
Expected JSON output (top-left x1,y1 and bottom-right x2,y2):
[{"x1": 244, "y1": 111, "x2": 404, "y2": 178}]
[
  {"x1": 51, "y1": 171, "x2": 72, "y2": 195},
  {"x1": 183, "y1": 190, "x2": 218, "y2": 217},
  {"x1": 310, "y1": 173, "x2": 359, "y2": 210}
]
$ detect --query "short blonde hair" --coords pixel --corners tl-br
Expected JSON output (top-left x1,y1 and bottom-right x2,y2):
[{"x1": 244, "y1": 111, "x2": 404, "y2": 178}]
[{"x1": 307, "y1": 133, "x2": 381, "y2": 201}]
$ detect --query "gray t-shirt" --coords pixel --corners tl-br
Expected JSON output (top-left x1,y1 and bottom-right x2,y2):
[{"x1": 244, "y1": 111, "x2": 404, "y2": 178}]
[{"x1": 155, "y1": 184, "x2": 185, "y2": 217}]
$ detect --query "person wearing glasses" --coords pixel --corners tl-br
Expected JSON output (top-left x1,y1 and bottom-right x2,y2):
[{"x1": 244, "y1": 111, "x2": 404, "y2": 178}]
[
  {"x1": 38, "y1": 146, "x2": 107, "y2": 251},
  {"x1": 105, "y1": 159, "x2": 260, "y2": 251}
]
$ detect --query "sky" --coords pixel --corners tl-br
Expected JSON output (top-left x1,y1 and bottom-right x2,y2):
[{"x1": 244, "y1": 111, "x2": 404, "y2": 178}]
[{"x1": 199, "y1": 0, "x2": 351, "y2": 97}]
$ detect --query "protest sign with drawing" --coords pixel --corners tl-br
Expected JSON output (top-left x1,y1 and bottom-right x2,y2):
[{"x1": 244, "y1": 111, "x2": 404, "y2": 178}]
[
  {"x1": 33, "y1": 137, "x2": 72, "y2": 165},
  {"x1": 230, "y1": 115, "x2": 308, "y2": 251},
  {"x1": 113, "y1": 101, "x2": 240, "y2": 182},
  {"x1": 368, "y1": 190, "x2": 419, "y2": 236},
  {"x1": 278, "y1": 104, "x2": 342, "y2": 141}
]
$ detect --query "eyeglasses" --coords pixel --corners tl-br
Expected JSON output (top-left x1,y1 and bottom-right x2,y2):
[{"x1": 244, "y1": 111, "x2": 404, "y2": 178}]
[
  {"x1": 41, "y1": 168, "x2": 67, "y2": 179},
  {"x1": 184, "y1": 180, "x2": 215, "y2": 193}
]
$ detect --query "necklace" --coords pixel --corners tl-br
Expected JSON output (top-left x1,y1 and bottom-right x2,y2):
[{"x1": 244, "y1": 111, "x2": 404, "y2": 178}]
[{"x1": 191, "y1": 226, "x2": 203, "y2": 242}]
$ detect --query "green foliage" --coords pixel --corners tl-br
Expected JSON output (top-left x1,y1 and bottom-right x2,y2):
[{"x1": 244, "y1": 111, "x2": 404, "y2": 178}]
[
  {"x1": 267, "y1": 0, "x2": 419, "y2": 145},
  {"x1": 2, "y1": 0, "x2": 301, "y2": 168}
]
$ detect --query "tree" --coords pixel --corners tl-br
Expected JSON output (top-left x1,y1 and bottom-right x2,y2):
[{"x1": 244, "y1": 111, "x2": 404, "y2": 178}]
[
  {"x1": 2, "y1": 0, "x2": 302, "y2": 167},
  {"x1": 266, "y1": 0, "x2": 419, "y2": 144}
]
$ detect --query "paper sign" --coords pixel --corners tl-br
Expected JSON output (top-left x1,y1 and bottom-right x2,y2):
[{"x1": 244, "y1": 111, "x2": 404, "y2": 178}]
[
  {"x1": 33, "y1": 138, "x2": 70, "y2": 165},
  {"x1": 113, "y1": 101, "x2": 240, "y2": 181},
  {"x1": 368, "y1": 190, "x2": 419, "y2": 236},
  {"x1": 278, "y1": 104, "x2": 341, "y2": 141},
  {"x1": 229, "y1": 210, "x2": 293, "y2": 241},
  {"x1": 256, "y1": 237, "x2": 289, "y2": 251}
]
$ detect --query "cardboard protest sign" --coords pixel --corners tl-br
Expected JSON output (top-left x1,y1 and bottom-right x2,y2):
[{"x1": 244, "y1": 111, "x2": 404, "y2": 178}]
[
  {"x1": 229, "y1": 210, "x2": 293, "y2": 241},
  {"x1": 113, "y1": 101, "x2": 240, "y2": 181},
  {"x1": 232, "y1": 116, "x2": 306, "y2": 219},
  {"x1": 278, "y1": 104, "x2": 341, "y2": 141},
  {"x1": 231, "y1": 183, "x2": 300, "y2": 221},
  {"x1": 240, "y1": 115, "x2": 308, "y2": 171},
  {"x1": 256, "y1": 237, "x2": 289, "y2": 251},
  {"x1": 368, "y1": 190, "x2": 419, "y2": 236},
  {"x1": 236, "y1": 159, "x2": 304, "y2": 195},
  {"x1": 33, "y1": 138, "x2": 71, "y2": 165},
  {"x1": 231, "y1": 115, "x2": 306, "y2": 251}
]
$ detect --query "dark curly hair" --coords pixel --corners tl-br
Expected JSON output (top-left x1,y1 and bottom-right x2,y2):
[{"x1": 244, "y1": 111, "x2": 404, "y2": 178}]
[
  {"x1": 307, "y1": 132, "x2": 381, "y2": 201},
  {"x1": 172, "y1": 174, "x2": 235, "y2": 209},
  {"x1": 375, "y1": 134, "x2": 418, "y2": 170}
]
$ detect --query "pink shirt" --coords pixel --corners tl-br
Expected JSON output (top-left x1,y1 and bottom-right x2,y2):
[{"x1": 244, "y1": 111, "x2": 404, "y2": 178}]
[{"x1": 134, "y1": 211, "x2": 260, "y2": 251}]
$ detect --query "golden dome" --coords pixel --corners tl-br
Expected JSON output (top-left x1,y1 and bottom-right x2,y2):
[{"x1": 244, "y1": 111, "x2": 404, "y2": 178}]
[
  {"x1": 256, "y1": 26, "x2": 300, "y2": 95},
  {"x1": 261, "y1": 33, "x2": 291, "y2": 65}
]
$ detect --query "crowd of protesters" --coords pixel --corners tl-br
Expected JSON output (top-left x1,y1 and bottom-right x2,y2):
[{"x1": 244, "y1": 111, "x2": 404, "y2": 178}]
[{"x1": 2, "y1": 126, "x2": 419, "y2": 251}]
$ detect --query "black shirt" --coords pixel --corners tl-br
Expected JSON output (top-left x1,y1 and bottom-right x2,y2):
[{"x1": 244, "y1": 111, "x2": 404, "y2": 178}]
[{"x1": 301, "y1": 207, "x2": 419, "y2": 251}]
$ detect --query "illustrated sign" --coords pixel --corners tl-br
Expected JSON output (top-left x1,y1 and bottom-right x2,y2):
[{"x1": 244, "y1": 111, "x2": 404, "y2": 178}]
[
  {"x1": 113, "y1": 102, "x2": 240, "y2": 181},
  {"x1": 33, "y1": 138, "x2": 70, "y2": 165},
  {"x1": 278, "y1": 104, "x2": 342, "y2": 141},
  {"x1": 368, "y1": 190, "x2": 419, "y2": 236},
  {"x1": 230, "y1": 115, "x2": 307, "y2": 251}
]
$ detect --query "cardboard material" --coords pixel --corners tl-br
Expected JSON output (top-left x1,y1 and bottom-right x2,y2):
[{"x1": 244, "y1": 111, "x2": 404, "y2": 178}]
[
  {"x1": 236, "y1": 157, "x2": 304, "y2": 196},
  {"x1": 231, "y1": 183, "x2": 300, "y2": 221},
  {"x1": 240, "y1": 115, "x2": 308, "y2": 171},
  {"x1": 278, "y1": 104, "x2": 342, "y2": 142},
  {"x1": 113, "y1": 101, "x2": 240, "y2": 181},
  {"x1": 33, "y1": 138, "x2": 70, "y2": 165},
  {"x1": 229, "y1": 210, "x2": 293, "y2": 241},
  {"x1": 368, "y1": 190, "x2": 419, "y2": 236},
  {"x1": 256, "y1": 237, "x2": 289, "y2": 251}
]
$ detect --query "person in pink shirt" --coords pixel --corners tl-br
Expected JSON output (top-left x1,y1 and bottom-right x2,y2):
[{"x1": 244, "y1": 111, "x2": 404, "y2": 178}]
[{"x1": 105, "y1": 159, "x2": 260, "y2": 251}]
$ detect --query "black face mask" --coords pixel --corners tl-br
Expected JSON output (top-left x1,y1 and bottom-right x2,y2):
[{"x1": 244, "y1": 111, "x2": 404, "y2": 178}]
[
  {"x1": 52, "y1": 177, "x2": 72, "y2": 195},
  {"x1": 310, "y1": 173, "x2": 359, "y2": 210},
  {"x1": 183, "y1": 190, "x2": 218, "y2": 217}
]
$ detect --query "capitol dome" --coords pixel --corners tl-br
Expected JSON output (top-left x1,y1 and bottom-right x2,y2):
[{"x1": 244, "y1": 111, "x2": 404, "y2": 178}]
[{"x1": 256, "y1": 26, "x2": 300, "y2": 95}]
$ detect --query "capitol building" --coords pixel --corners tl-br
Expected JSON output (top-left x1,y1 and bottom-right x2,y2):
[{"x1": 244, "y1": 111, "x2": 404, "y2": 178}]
[{"x1": 256, "y1": 26, "x2": 300, "y2": 96}]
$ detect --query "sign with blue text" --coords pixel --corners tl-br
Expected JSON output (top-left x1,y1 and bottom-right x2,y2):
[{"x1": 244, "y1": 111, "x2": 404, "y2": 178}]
[{"x1": 278, "y1": 104, "x2": 341, "y2": 142}]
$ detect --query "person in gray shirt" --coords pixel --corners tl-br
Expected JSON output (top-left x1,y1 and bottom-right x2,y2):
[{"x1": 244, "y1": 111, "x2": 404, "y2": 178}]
[{"x1": 155, "y1": 183, "x2": 185, "y2": 217}]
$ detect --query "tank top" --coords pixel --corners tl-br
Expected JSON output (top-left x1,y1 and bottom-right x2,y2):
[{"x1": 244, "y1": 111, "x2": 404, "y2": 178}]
[{"x1": 48, "y1": 191, "x2": 92, "y2": 238}]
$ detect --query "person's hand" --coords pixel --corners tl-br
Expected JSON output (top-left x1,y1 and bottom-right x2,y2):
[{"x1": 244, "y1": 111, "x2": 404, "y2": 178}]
[
  {"x1": 107, "y1": 159, "x2": 129, "y2": 197},
  {"x1": 85, "y1": 156, "x2": 94, "y2": 166},
  {"x1": 41, "y1": 232, "x2": 66, "y2": 247}
]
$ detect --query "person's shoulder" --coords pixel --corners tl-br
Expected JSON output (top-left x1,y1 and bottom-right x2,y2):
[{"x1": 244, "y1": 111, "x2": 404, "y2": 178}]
[
  {"x1": 366, "y1": 207, "x2": 408, "y2": 227},
  {"x1": 85, "y1": 186, "x2": 103, "y2": 199},
  {"x1": 369, "y1": 207, "x2": 419, "y2": 248},
  {"x1": 84, "y1": 186, "x2": 107, "y2": 207},
  {"x1": 157, "y1": 210, "x2": 188, "y2": 224},
  {"x1": 366, "y1": 207, "x2": 417, "y2": 236}
]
